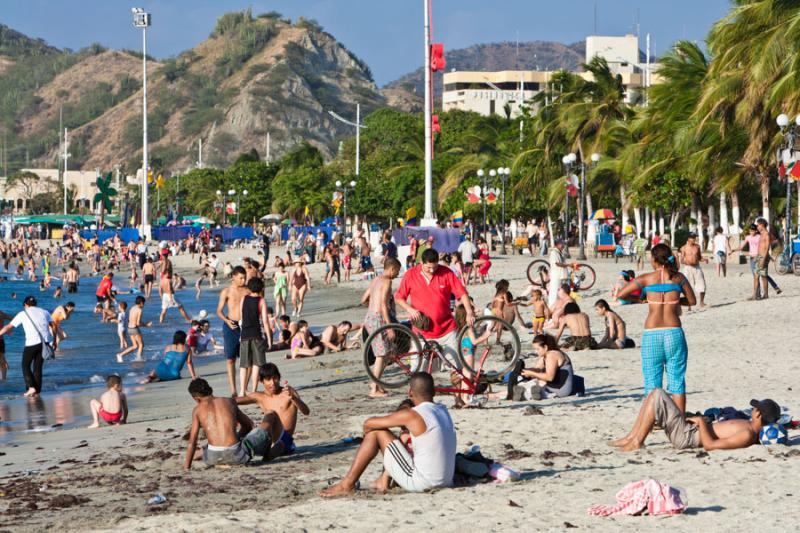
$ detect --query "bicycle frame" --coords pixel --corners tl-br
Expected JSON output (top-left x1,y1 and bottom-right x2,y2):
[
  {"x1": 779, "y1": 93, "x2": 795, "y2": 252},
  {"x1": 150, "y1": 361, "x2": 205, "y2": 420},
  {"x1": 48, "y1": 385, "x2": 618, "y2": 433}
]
[{"x1": 386, "y1": 343, "x2": 492, "y2": 395}]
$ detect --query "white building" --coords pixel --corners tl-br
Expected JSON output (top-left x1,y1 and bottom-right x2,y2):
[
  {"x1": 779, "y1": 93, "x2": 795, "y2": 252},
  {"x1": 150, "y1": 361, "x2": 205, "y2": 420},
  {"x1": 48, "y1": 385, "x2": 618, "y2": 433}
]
[
  {"x1": 443, "y1": 34, "x2": 661, "y2": 118},
  {"x1": 0, "y1": 169, "x2": 128, "y2": 213}
]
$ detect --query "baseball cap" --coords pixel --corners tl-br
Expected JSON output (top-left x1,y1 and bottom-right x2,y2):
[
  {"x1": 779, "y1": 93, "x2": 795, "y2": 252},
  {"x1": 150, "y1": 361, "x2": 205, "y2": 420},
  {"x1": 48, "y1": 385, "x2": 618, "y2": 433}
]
[{"x1": 750, "y1": 399, "x2": 780, "y2": 425}]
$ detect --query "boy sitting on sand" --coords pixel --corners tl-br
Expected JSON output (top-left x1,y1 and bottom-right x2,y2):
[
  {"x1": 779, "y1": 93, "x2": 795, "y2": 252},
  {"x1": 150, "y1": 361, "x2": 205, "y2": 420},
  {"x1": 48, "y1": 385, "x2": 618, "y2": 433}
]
[
  {"x1": 184, "y1": 378, "x2": 286, "y2": 469},
  {"x1": 88, "y1": 375, "x2": 128, "y2": 428},
  {"x1": 235, "y1": 363, "x2": 310, "y2": 458}
]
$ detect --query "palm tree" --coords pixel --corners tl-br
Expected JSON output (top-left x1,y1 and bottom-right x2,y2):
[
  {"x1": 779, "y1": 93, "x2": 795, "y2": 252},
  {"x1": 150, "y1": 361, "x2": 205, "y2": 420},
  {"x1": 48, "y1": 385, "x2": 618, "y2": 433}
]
[{"x1": 93, "y1": 172, "x2": 117, "y2": 229}]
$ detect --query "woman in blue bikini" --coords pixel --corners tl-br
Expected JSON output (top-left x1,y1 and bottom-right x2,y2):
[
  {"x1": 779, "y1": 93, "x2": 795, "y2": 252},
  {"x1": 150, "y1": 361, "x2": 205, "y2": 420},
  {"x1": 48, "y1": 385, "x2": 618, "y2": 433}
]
[{"x1": 617, "y1": 243, "x2": 696, "y2": 412}]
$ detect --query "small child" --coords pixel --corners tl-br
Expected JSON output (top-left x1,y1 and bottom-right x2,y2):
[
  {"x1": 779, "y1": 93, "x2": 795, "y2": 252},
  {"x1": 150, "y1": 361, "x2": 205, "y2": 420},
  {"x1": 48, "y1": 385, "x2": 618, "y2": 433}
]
[
  {"x1": 116, "y1": 301, "x2": 129, "y2": 349},
  {"x1": 88, "y1": 375, "x2": 128, "y2": 428},
  {"x1": 529, "y1": 289, "x2": 550, "y2": 334}
]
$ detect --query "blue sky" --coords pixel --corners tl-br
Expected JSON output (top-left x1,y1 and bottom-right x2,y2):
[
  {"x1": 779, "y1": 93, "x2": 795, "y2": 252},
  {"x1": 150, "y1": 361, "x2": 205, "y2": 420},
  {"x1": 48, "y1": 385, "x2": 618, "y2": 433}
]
[{"x1": 3, "y1": 0, "x2": 730, "y2": 85}]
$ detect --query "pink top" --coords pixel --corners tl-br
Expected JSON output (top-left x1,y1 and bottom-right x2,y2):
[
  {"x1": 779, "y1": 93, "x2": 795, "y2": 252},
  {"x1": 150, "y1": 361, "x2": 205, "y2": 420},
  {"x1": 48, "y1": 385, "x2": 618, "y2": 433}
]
[{"x1": 745, "y1": 235, "x2": 760, "y2": 257}]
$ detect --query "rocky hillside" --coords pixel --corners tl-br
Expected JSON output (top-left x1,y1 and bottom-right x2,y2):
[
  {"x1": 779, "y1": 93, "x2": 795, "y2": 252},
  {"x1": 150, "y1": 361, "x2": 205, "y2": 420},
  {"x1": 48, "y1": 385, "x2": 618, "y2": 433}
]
[
  {"x1": 384, "y1": 40, "x2": 585, "y2": 104},
  {"x1": 0, "y1": 11, "x2": 385, "y2": 174}
]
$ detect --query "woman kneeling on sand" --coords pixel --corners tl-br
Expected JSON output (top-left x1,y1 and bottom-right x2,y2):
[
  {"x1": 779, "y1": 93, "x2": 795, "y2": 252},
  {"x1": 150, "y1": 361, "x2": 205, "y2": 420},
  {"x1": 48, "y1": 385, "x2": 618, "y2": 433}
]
[
  {"x1": 506, "y1": 333, "x2": 576, "y2": 401},
  {"x1": 616, "y1": 243, "x2": 696, "y2": 412}
]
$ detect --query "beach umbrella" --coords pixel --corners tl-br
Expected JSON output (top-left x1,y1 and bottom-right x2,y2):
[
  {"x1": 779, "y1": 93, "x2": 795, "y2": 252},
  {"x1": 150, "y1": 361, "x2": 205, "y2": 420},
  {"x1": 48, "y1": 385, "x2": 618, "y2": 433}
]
[
  {"x1": 590, "y1": 209, "x2": 615, "y2": 220},
  {"x1": 281, "y1": 218, "x2": 294, "y2": 225},
  {"x1": 260, "y1": 213, "x2": 282, "y2": 223}
]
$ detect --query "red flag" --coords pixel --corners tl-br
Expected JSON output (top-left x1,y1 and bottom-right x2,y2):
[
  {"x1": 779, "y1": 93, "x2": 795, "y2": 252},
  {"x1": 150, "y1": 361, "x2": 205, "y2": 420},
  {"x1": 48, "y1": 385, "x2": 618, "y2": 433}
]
[
  {"x1": 780, "y1": 162, "x2": 787, "y2": 178},
  {"x1": 791, "y1": 162, "x2": 800, "y2": 179}
]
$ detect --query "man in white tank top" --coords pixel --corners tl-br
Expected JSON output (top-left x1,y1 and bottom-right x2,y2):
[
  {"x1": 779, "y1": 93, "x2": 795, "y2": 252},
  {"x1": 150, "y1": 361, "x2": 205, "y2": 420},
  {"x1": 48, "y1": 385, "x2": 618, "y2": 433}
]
[{"x1": 320, "y1": 372, "x2": 456, "y2": 496}]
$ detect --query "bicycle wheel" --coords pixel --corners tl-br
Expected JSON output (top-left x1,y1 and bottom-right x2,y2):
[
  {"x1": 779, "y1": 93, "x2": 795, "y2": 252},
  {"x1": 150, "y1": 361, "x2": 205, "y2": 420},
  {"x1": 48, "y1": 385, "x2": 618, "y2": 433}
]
[
  {"x1": 775, "y1": 253, "x2": 791, "y2": 275},
  {"x1": 363, "y1": 323, "x2": 423, "y2": 389},
  {"x1": 572, "y1": 263, "x2": 597, "y2": 290},
  {"x1": 526, "y1": 259, "x2": 550, "y2": 286},
  {"x1": 457, "y1": 316, "x2": 521, "y2": 383},
  {"x1": 793, "y1": 254, "x2": 800, "y2": 276}
]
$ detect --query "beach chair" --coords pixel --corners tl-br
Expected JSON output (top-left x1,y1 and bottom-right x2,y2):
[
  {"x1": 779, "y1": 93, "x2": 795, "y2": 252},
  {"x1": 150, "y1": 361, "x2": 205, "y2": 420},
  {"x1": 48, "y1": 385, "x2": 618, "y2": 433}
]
[{"x1": 596, "y1": 233, "x2": 616, "y2": 258}]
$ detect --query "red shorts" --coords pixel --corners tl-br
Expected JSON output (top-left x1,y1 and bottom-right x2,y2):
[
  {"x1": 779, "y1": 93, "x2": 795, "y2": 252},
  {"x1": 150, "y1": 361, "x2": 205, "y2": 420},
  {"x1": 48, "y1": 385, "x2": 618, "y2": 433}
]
[{"x1": 99, "y1": 407, "x2": 122, "y2": 424}]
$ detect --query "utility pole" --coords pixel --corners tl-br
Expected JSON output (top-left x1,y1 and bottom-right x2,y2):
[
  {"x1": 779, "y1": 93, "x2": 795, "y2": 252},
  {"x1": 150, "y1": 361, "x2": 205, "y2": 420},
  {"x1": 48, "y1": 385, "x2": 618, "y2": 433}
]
[
  {"x1": 422, "y1": 0, "x2": 435, "y2": 226},
  {"x1": 265, "y1": 132, "x2": 271, "y2": 164},
  {"x1": 198, "y1": 138, "x2": 203, "y2": 168},
  {"x1": 132, "y1": 7, "x2": 152, "y2": 240},
  {"x1": 63, "y1": 128, "x2": 70, "y2": 215}
]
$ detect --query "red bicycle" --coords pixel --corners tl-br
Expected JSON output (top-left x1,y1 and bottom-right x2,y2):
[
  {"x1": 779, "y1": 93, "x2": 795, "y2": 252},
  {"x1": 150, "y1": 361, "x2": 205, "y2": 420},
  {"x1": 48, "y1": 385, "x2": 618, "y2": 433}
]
[{"x1": 363, "y1": 316, "x2": 521, "y2": 395}]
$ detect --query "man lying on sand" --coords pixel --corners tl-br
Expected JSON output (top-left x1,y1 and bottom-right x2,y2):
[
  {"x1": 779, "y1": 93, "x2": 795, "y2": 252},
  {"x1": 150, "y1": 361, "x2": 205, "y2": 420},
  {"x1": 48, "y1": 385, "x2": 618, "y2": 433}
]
[
  {"x1": 235, "y1": 363, "x2": 309, "y2": 458},
  {"x1": 610, "y1": 388, "x2": 780, "y2": 452},
  {"x1": 184, "y1": 378, "x2": 290, "y2": 469},
  {"x1": 320, "y1": 372, "x2": 456, "y2": 497}
]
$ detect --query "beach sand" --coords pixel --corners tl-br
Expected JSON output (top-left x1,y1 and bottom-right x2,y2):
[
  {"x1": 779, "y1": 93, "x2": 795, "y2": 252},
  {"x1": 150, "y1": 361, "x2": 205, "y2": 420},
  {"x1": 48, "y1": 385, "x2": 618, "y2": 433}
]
[{"x1": 0, "y1": 245, "x2": 797, "y2": 532}]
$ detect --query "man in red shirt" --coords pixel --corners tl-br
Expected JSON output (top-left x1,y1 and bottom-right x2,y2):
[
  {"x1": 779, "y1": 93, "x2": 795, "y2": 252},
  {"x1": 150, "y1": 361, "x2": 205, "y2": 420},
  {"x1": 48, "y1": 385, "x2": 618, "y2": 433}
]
[{"x1": 395, "y1": 248, "x2": 474, "y2": 372}]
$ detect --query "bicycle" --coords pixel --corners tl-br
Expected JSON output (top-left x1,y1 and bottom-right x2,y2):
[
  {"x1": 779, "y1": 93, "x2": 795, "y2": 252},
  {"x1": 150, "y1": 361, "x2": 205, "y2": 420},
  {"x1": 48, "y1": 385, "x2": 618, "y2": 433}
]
[
  {"x1": 363, "y1": 316, "x2": 521, "y2": 395},
  {"x1": 526, "y1": 259, "x2": 597, "y2": 291}
]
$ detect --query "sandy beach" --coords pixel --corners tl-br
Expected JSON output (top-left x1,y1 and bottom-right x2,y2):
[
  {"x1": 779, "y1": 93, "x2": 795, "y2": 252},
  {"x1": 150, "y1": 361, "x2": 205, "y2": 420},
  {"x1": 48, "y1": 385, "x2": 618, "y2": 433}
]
[{"x1": 1, "y1": 247, "x2": 797, "y2": 532}]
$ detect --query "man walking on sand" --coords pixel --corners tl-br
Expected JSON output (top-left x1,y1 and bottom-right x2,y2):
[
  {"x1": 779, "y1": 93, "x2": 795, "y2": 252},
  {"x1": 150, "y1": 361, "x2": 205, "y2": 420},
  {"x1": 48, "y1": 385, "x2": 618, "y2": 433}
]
[
  {"x1": 320, "y1": 372, "x2": 456, "y2": 496},
  {"x1": 679, "y1": 233, "x2": 706, "y2": 309},
  {"x1": 361, "y1": 258, "x2": 400, "y2": 397},
  {"x1": 217, "y1": 266, "x2": 248, "y2": 396},
  {"x1": 158, "y1": 267, "x2": 191, "y2": 324},
  {"x1": 755, "y1": 218, "x2": 772, "y2": 300}
]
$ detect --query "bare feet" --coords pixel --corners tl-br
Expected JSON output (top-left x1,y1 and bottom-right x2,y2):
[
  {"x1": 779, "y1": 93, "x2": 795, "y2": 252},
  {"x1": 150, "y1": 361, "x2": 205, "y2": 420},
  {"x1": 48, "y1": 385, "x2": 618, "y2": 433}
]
[
  {"x1": 319, "y1": 481, "x2": 355, "y2": 498},
  {"x1": 116, "y1": 354, "x2": 124, "y2": 363},
  {"x1": 616, "y1": 440, "x2": 644, "y2": 452},
  {"x1": 368, "y1": 389, "x2": 387, "y2": 398},
  {"x1": 607, "y1": 436, "x2": 631, "y2": 447},
  {"x1": 87, "y1": 422, "x2": 100, "y2": 429},
  {"x1": 370, "y1": 476, "x2": 390, "y2": 493},
  {"x1": 23, "y1": 388, "x2": 37, "y2": 397}
]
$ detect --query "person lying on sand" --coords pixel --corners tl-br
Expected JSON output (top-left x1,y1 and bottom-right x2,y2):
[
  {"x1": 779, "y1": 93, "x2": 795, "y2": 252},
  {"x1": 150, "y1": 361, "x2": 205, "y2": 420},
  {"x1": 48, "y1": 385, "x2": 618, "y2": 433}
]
[
  {"x1": 88, "y1": 375, "x2": 128, "y2": 428},
  {"x1": 319, "y1": 321, "x2": 358, "y2": 353},
  {"x1": 320, "y1": 372, "x2": 456, "y2": 497},
  {"x1": 610, "y1": 388, "x2": 780, "y2": 452},
  {"x1": 184, "y1": 378, "x2": 287, "y2": 469},
  {"x1": 235, "y1": 363, "x2": 309, "y2": 458}
]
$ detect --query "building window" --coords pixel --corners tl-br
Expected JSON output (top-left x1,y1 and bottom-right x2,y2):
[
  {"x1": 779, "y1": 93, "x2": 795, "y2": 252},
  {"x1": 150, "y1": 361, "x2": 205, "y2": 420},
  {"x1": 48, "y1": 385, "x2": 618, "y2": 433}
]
[{"x1": 16, "y1": 199, "x2": 23, "y2": 209}]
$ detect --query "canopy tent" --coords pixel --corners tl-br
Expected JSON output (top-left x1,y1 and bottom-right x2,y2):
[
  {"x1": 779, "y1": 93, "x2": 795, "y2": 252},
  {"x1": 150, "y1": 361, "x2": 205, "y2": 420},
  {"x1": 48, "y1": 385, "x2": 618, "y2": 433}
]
[
  {"x1": 10, "y1": 214, "x2": 120, "y2": 226},
  {"x1": 260, "y1": 213, "x2": 282, "y2": 223}
]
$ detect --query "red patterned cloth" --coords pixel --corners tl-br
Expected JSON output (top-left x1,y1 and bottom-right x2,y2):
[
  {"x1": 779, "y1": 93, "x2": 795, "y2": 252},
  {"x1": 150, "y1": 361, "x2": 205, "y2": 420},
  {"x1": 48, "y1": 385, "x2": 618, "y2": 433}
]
[{"x1": 588, "y1": 479, "x2": 686, "y2": 517}]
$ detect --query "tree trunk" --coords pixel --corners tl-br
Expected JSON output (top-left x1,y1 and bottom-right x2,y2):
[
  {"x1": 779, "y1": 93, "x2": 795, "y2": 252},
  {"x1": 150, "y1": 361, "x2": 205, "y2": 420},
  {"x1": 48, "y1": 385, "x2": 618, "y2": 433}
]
[
  {"x1": 633, "y1": 207, "x2": 642, "y2": 236},
  {"x1": 644, "y1": 207, "x2": 650, "y2": 238},
  {"x1": 585, "y1": 192, "x2": 593, "y2": 220},
  {"x1": 731, "y1": 189, "x2": 741, "y2": 235},
  {"x1": 669, "y1": 211, "x2": 678, "y2": 247},
  {"x1": 720, "y1": 191, "x2": 729, "y2": 235},
  {"x1": 760, "y1": 174, "x2": 770, "y2": 222},
  {"x1": 707, "y1": 203, "x2": 716, "y2": 250},
  {"x1": 690, "y1": 194, "x2": 698, "y2": 233},
  {"x1": 658, "y1": 208, "x2": 665, "y2": 236},
  {"x1": 652, "y1": 209, "x2": 658, "y2": 236},
  {"x1": 547, "y1": 214, "x2": 555, "y2": 247},
  {"x1": 620, "y1": 185, "x2": 629, "y2": 236}
]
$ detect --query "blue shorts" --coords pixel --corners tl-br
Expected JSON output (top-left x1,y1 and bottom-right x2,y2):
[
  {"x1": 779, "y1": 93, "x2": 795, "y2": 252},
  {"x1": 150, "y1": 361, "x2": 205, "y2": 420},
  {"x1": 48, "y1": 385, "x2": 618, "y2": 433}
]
[
  {"x1": 278, "y1": 431, "x2": 296, "y2": 456},
  {"x1": 223, "y1": 322, "x2": 241, "y2": 361},
  {"x1": 641, "y1": 328, "x2": 688, "y2": 395},
  {"x1": 360, "y1": 256, "x2": 373, "y2": 270}
]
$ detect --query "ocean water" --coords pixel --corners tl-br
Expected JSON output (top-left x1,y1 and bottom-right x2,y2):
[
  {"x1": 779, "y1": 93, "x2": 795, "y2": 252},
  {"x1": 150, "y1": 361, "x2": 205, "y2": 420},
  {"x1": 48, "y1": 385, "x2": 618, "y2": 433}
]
[{"x1": 0, "y1": 274, "x2": 356, "y2": 440}]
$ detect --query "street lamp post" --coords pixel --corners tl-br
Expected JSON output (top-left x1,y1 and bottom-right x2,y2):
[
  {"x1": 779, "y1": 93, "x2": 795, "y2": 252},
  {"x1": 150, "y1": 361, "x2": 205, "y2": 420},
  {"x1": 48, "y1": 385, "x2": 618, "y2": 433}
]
[
  {"x1": 776, "y1": 113, "x2": 797, "y2": 260},
  {"x1": 328, "y1": 104, "x2": 365, "y2": 178},
  {"x1": 335, "y1": 180, "x2": 357, "y2": 240},
  {"x1": 497, "y1": 167, "x2": 510, "y2": 254},
  {"x1": 132, "y1": 7, "x2": 151, "y2": 240},
  {"x1": 238, "y1": 189, "x2": 248, "y2": 225},
  {"x1": 216, "y1": 190, "x2": 225, "y2": 225},
  {"x1": 561, "y1": 153, "x2": 577, "y2": 259},
  {"x1": 477, "y1": 169, "x2": 487, "y2": 246}
]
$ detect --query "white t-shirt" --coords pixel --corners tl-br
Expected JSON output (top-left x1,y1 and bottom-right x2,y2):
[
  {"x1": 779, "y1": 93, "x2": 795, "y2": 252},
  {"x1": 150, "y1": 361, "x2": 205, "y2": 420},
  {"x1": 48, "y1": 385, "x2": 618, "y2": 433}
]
[
  {"x1": 457, "y1": 240, "x2": 476, "y2": 263},
  {"x1": 411, "y1": 402, "x2": 456, "y2": 487},
  {"x1": 10, "y1": 307, "x2": 54, "y2": 347},
  {"x1": 713, "y1": 234, "x2": 728, "y2": 254}
]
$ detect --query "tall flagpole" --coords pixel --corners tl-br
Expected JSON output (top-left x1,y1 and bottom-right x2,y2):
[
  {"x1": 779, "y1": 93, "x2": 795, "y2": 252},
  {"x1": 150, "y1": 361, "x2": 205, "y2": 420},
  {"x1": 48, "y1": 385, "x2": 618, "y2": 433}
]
[{"x1": 422, "y1": 0, "x2": 435, "y2": 226}]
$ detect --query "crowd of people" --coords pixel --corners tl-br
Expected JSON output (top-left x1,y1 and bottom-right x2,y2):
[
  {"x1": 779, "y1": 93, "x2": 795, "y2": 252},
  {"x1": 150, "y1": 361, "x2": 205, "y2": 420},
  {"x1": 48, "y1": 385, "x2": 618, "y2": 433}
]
[{"x1": 0, "y1": 217, "x2": 787, "y2": 501}]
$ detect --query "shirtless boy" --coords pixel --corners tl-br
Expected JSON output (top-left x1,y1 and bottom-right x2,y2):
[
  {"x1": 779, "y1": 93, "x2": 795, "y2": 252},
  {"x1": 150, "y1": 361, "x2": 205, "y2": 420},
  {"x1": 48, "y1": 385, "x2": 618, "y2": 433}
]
[
  {"x1": 88, "y1": 375, "x2": 128, "y2": 428},
  {"x1": 319, "y1": 322, "x2": 356, "y2": 353},
  {"x1": 116, "y1": 296, "x2": 152, "y2": 362},
  {"x1": 361, "y1": 258, "x2": 400, "y2": 397},
  {"x1": 679, "y1": 233, "x2": 706, "y2": 308},
  {"x1": 142, "y1": 258, "x2": 155, "y2": 299},
  {"x1": 528, "y1": 289, "x2": 549, "y2": 334},
  {"x1": 755, "y1": 218, "x2": 772, "y2": 299},
  {"x1": 184, "y1": 378, "x2": 281, "y2": 469},
  {"x1": 65, "y1": 263, "x2": 79, "y2": 293},
  {"x1": 594, "y1": 299, "x2": 631, "y2": 349},
  {"x1": 554, "y1": 302, "x2": 597, "y2": 350},
  {"x1": 235, "y1": 363, "x2": 310, "y2": 458},
  {"x1": 217, "y1": 266, "x2": 249, "y2": 396},
  {"x1": 610, "y1": 388, "x2": 780, "y2": 452}
]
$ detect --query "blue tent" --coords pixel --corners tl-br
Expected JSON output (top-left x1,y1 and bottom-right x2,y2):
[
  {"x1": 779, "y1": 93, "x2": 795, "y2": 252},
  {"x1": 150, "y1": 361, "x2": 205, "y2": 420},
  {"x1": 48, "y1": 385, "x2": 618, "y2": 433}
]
[{"x1": 319, "y1": 216, "x2": 341, "y2": 227}]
